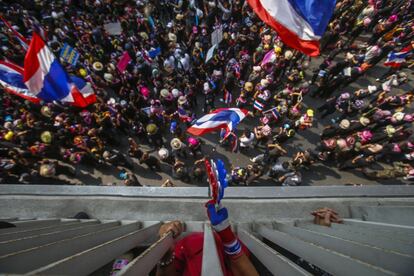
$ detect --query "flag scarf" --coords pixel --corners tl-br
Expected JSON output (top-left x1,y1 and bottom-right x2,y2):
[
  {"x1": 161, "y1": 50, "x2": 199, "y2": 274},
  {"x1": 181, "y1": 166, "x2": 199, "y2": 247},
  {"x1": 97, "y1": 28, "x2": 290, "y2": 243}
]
[
  {"x1": 384, "y1": 46, "x2": 412, "y2": 68},
  {"x1": 187, "y1": 108, "x2": 248, "y2": 136},
  {"x1": 247, "y1": 0, "x2": 336, "y2": 56},
  {"x1": 23, "y1": 32, "x2": 95, "y2": 107}
]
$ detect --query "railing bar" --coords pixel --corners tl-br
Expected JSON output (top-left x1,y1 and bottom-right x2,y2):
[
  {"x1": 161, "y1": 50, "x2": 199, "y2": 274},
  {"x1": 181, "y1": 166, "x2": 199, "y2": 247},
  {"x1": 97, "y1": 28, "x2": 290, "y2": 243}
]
[
  {"x1": 25, "y1": 223, "x2": 161, "y2": 276},
  {"x1": 201, "y1": 223, "x2": 224, "y2": 276},
  {"x1": 275, "y1": 222, "x2": 414, "y2": 274},
  {"x1": 0, "y1": 221, "x2": 79, "y2": 236},
  {"x1": 258, "y1": 226, "x2": 395, "y2": 276},
  {"x1": 117, "y1": 232, "x2": 174, "y2": 276},
  {"x1": 0, "y1": 221, "x2": 105, "y2": 256},
  {"x1": 238, "y1": 229, "x2": 310, "y2": 275}
]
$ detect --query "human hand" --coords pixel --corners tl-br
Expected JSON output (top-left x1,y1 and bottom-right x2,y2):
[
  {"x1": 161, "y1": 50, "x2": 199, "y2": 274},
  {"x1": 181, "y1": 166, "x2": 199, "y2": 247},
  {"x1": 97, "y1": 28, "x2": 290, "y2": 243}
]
[
  {"x1": 311, "y1": 207, "x2": 343, "y2": 227},
  {"x1": 206, "y1": 200, "x2": 229, "y2": 231},
  {"x1": 159, "y1": 220, "x2": 184, "y2": 238}
]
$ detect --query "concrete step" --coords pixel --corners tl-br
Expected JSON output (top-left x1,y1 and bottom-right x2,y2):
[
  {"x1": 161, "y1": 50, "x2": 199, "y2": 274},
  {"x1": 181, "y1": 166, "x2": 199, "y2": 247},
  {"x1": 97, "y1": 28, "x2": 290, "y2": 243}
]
[{"x1": 350, "y1": 206, "x2": 414, "y2": 226}]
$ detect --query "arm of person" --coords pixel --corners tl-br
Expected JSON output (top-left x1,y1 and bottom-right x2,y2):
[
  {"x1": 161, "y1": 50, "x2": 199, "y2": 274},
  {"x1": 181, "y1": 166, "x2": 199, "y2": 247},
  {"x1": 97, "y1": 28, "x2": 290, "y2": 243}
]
[
  {"x1": 156, "y1": 221, "x2": 183, "y2": 276},
  {"x1": 229, "y1": 253, "x2": 259, "y2": 276}
]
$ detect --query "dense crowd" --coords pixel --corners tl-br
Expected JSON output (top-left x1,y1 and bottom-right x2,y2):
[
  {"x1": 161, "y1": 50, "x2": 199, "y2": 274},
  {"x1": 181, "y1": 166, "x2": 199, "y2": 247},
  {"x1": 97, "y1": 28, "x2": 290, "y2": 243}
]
[{"x1": 0, "y1": 0, "x2": 413, "y2": 186}]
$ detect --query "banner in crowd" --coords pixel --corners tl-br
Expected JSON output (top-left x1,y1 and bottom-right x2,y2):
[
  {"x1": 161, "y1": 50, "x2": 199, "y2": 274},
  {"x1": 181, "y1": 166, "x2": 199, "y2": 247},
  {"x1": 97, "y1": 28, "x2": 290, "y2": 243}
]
[
  {"x1": 117, "y1": 51, "x2": 131, "y2": 73},
  {"x1": 60, "y1": 43, "x2": 80, "y2": 66},
  {"x1": 205, "y1": 44, "x2": 217, "y2": 63},
  {"x1": 104, "y1": 22, "x2": 122, "y2": 35},
  {"x1": 211, "y1": 26, "x2": 223, "y2": 46}
]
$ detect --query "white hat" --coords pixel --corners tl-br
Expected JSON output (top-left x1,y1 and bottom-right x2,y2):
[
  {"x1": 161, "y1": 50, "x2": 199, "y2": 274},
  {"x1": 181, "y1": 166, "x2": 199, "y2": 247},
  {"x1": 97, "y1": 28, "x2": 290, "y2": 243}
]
[
  {"x1": 253, "y1": 66, "x2": 262, "y2": 72},
  {"x1": 158, "y1": 148, "x2": 169, "y2": 159},
  {"x1": 104, "y1": 73, "x2": 114, "y2": 82},
  {"x1": 166, "y1": 22, "x2": 173, "y2": 28},
  {"x1": 368, "y1": 85, "x2": 377, "y2": 93},
  {"x1": 170, "y1": 138, "x2": 183, "y2": 150},
  {"x1": 284, "y1": 50, "x2": 293, "y2": 60},
  {"x1": 171, "y1": 88, "x2": 180, "y2": 98},
  {"x1": 260, "y1": 79, "x2": 269, "y2": 87}
]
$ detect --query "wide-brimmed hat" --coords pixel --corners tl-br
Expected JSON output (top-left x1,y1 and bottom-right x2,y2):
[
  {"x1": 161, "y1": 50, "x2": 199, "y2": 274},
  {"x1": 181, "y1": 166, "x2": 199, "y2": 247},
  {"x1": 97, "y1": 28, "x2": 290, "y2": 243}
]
[
  {"x1": 146, "y1": 124, "x2": 158, "y2": 135},
  {"x1": 339, "y1": 119, "x2": 350, "y2": 129},
  {"x1": 244, "y1": 82, "x2": 253, "y2": 92},
  {"x1": 178, "y1": 96, "x2": 187, "y2": 105},
  {"x1": 40, "y1": 164, "x2": 55, "y2": 177},
  {"x1": 168, "y1": 33, "x2": 177, "y2": 42},
  {"x1": 41, "y1": 106, "x2": 53, "y2": 117},
  {"x1": 368, "y1": 85, "x2": 377, "y2": 93},
  {"x1": 260, "y1": 79, "x2": 269, "y2": 87},
  {"x1": 104, "y1": 73, "x2": 114, "y2": 82},
  {"x1": 93, "y1": 61, "x2": 103, "y2": 71},
  {"x1": 175, "y1": 14, "x2": 184, "y2": 20},
  {"x1": 359, "y1": 117, "x2": 370, "y2": 126},
  {"x1": 306, "y1": 109, "x2": 314, "y2": 117},
  {"x1": 392, "y1": 112, "x2": 405, "y2": 122},
  {"x1": 158, "y1": 147, "x2": 169, "y2": 159},
  {"x1": 40, "y1": 131, "x2": 52, "y2": 144},
  {"x1": 385, "y1": 125, "x2": 396, "y2": 136},
  {"x1": 170, "y1": 138, "x2": 182, "y2": 150},
  {"x1": 160, "y1": 89, "x2": 170, "y2": 98}
]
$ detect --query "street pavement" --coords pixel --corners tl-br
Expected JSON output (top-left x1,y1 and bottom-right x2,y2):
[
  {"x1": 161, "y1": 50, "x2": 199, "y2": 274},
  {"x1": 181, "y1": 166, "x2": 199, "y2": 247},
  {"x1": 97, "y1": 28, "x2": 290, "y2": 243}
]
[{"x1": 61, "y1": 46, "x2": 413, "y2": 187}]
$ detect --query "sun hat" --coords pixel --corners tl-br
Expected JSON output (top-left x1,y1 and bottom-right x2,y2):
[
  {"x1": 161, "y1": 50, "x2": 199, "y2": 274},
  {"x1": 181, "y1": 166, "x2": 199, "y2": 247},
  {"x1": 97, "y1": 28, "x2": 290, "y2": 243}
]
[
  {"x1": 104, "y1": 73, "x2": 114, "y2": 82},
  {"x1": 392, "y1": 112, "x2": 405, "y2": 122},
  {"x1": 367, "y1": 85, "x2": 377, "y2": 93},
  {"x1": 40, "y1": 131, "x2": 52, "y2": 144},
  {"x1": 385, "y1": 125, "x2": 396, "y2": 136},
  {"x1": 160, "y1": 89, "x2": 170, "y2": 98},
  {"x1": 339, "y1": 119, "x2": 350, "y2": 129},
  {"x1": 306, "y1": 109, "x2": 314, "y2": 117},
  {"x1": 359, "y1": 117, "x2": 370, "y2": 126},
  {"x1": 146, "y1": 124, "x2": 158, "y2": 135},
  {"x1": 178, "y1": 96, "x2": 187, "y2": 105},
  {"x1": 40, "y1": 164, "x2": 55, "y2": 177},
  {"x1": 244, "y1": 82, "x2": 253, "y2": 92},
  {"x1": 158, "y1": 147, "x2": 169, "y2": 159},
  {"x1": 260, "y1": 79, "x2": 269, "y2": 87},
  {"x1": 92, "y1": 61, "x2": 103, "y2": 71},
  {"x1": 170, "y1": 138, "x2": 182, "y2": 150},
  {"x1": 253, "y1": 66, "x2": 261, "y2": 72}
]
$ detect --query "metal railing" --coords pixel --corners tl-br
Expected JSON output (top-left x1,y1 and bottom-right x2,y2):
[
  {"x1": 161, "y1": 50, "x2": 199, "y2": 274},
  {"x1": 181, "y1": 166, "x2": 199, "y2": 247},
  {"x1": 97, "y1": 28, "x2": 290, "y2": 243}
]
[{"x1": 0, "y1": 184, "x2": 414, "y2": 275}]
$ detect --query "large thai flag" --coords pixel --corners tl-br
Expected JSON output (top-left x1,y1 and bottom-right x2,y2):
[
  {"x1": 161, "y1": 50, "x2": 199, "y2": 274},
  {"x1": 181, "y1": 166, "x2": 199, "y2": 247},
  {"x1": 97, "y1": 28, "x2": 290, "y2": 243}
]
[
  {"x1": 384, "y1": 46, "x2": 412, "y2": 68},
  {"x1": 248, "y1": 0, "x2": 336, "y2": 56},
  {"x1": 0, "y1": 60, "x2": 40, "y2": 103},
  {"x1": 23, "y1": 32, "x2": 95, "y2": 107},
  {"x1": 187, "y1": 108, "x2": 248, "y2": 136}
]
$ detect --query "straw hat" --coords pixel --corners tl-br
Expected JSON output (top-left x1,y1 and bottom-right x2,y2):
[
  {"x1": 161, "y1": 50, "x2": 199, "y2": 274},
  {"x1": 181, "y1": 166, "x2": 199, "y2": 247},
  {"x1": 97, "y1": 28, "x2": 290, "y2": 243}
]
[
  {"x1": 385, "y1": 125, "x2": 396, "y2": 136},
  {"x1": 260, "y1": 79, "x2": 269, "y2": 87},
  {"x1": 92, "y1": 61, "x2": 103, "y2": 71},
  {"x1": 339, "y1": 119, "x2": 350, "y2": 129},
  {"x1": 158, "y1": 148, "x2": 169, "y2": 159},
  {"x1": 175, "y1": 14, "x2": 184, "y2": 20},
  {"x1": 392, "y1": 112, "x2": 405, "y2": 122},
  {"x1": 244, "y1": 82, "x2": 253, "y2": 92},
  {"x1": 306, "y1": 109, "x2": 314, "y2": 117},
  {"x1": 104, "y1": 73, "x2": 114, "y2": 82},
  {"x1": 40, "y1": 164, "x2": 55, "y2": 177},
  {"x1": 146, "y1": 124, "x2": 158, "y2": 135},
  {"x1": 284, "y1": 50, "x2": 293, "y2": 60},
  {"x1": 170, "y1": 138, "x2": 182, "y2": 150},
  {"x1": 178, "y1": 96, "x2": 187, "y2": 105},
  {"x1": 168, "y1": 33, "x2": 177, "y2": 42},
  {"x1": 40, "y1": 131, "x2": 52, "y2": 144},
  {"x1": 41, "y1": 106, "x2": 53, "y2": 117},
  {"x1": 160, "y1": 89, "x2": 170, "y2": 98},
  {"x1": 359, "y1": 117, "x2": 370, "y2": 126}
]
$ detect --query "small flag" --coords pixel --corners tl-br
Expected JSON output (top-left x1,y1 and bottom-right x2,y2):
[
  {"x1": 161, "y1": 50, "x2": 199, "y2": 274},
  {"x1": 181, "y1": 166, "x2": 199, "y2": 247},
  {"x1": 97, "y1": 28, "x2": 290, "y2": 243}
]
[
  {"x1": 271, "y1": 108, "x2": 280, "y2": 120},
  {"x1": 223, "y1": 89, "x2": 232, "y2": 104},
  {"x1": 384, "y1": 46, "x2": 412, "y2": 68},
  {"x1": 253, "y1": 100, "x2": 264, "y2": 111}
]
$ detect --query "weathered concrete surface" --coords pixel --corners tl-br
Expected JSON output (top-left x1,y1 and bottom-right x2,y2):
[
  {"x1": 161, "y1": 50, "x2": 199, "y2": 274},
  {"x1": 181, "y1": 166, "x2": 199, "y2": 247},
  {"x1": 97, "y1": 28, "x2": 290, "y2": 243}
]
[{"x1": 1, "y1": 195, "x2": 413, "y2": 222}]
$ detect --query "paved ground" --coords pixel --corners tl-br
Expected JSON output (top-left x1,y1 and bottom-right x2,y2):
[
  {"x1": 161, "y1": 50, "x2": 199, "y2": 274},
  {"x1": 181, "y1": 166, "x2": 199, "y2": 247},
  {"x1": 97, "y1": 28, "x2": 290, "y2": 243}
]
[{"x1": 58, "y1": 45, "x2": 413, "y2": 187}]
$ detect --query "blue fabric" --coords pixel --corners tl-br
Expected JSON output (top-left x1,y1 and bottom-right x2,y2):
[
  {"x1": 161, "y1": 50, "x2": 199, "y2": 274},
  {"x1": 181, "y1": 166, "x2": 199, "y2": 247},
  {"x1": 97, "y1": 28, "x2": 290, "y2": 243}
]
[
  {"x1": 207, "y1": 203, "x2": 228, "y2": 226},
  {"x1": 287, "y1": 0, "x2": 336, "y2": 36},
  {"x1": 36, "y1": 59, "x2": 71, "y2": 102},
  {"x1": 148, "y1": 47, "x2": 161, "y2": 58},
  {"x1": 195, "y1": 110, "x2": 243, "y2": 132},
  {"x1": 0, "y1": 69, "x2": 27, "y2": 89},
  {"x1": 70, "y1": 75, "x2": 86, "y2": 90},
  {"x1": 215, "y1": 159, "x2": 228, "y2": 203}
]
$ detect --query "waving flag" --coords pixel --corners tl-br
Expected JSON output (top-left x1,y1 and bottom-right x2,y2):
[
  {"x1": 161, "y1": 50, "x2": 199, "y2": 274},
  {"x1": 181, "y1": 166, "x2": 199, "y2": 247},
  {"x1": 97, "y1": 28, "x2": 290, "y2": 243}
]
[
  {"x1": 0, "y1": 60, "x2": 40, "y2": 103},
  {"x1": 384, "y1": 46, "x2": 412, "y2": 68},
  {"x1": 205, "y1": 158, "x2": 228, "y2": 205},
  {"x1": 187, "y1": 108, "x2": 248, "y2": 136},
  {"x1": 248, "y1": 0, "x2": 336, "y2": 56},
  {"x1": 23, "y1": 32, "x2": 95, "y2": 107}
]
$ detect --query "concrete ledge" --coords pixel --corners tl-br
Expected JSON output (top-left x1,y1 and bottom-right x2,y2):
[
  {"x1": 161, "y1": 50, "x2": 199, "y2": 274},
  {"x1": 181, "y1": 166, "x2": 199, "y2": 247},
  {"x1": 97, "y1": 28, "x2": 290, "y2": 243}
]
[{"x1": 1, "y1": 185, "x2": 414, "y2": 199}]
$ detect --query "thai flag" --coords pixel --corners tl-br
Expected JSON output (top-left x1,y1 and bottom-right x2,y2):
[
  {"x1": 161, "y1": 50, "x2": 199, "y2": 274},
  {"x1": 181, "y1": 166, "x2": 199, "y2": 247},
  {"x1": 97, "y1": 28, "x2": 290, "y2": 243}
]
[
  {"x1": 384, "y1": 46, "x2": 412, "y2": 68},
  {"x1": 223, "y1": 89, "x2": 232, "y2": 104},
  {"x1": 271, "y1": 108, "x2": 280, "y2": 120},
  {"x1": 187, "y1": 108, "x2": 248, "y2": 136},
  {"x1": 177, "y1": 107, "x2": 193, "y2": 122},
  {"x1": 253, "y1": 100, "x2": 264, "y2": 111},
  {"x1": 0, "y1": 60, "x2": 40, "y2": 103},
  {"x1": 207, "y1": 159, "x2": 228, "y2": 204},
  {"x1": 23, "y1": 32, "x2": 95, "y2": 107},
  {"x1": 248, "y1": 0, "x2": 336, "y2": 56}
]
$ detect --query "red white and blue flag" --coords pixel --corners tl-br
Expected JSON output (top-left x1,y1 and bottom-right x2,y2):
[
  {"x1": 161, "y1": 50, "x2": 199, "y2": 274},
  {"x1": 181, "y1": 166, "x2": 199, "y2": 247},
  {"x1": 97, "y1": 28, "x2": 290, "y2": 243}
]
[
  {"x1": 223, "y1": 89, "x2": 233, "y2": 105},
  {"x1": 23, "y1": 32, "x2": 95, "y2": 107},
  {"x1": 247, "y1": 0, "x2": 336, "y2": 56},
  {"x1": 253, "y1": 100, "x2": 264, "y2": 111},
  {"x1": 384, "y1": 46, "x2": 412, "y2": 68},
  {"x1": 0, "y1": 60, "x2": 40, "y2": 103},
  {"x1": 187, "y1": 108, "x2": 248, "y2": 136},
  {"x1": 205, "y1": 158, "x2": 228, "y2": 205}
]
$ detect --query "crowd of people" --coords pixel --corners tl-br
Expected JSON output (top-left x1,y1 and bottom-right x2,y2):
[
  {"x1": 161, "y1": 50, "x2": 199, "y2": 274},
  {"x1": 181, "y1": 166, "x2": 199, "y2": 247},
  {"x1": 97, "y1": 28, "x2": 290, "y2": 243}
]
[{"x1": 0, "y1": 0, "x2": 413, "y2": 186}]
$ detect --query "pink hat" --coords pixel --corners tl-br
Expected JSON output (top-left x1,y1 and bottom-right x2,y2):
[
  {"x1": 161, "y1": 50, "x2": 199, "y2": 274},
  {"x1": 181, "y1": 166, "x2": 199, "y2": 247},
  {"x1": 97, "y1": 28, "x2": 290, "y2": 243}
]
[
  {"x1": 404, "y1": 114, "x2": 414, "y2": 122},
  {"x1": 388, "y1": 15, "x2": 398, "y2": 23},
  {"x1": 359, "y1": 130, "x2": 373, "y2": 142},
  {"x1": 187, "y1": 137, "x2": 199, "y2": 146},
  {"x1": 192, "y1": 26, "x2": 198, "y2": 34},
  {"x1": 140, "y1": 86, "x2": 150, "y2": 98}
]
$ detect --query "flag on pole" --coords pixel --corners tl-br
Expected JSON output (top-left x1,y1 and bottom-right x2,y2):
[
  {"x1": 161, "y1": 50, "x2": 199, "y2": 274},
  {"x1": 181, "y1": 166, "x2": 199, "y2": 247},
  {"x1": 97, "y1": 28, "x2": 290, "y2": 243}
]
[
  {"x1": 247, "y1": 0, "x2": 336, "y2": 56},
  {"x1": 23, "y1": 32, "x2": 95, "y2": 107},
  {"x1": 205, "y1": 158, "x2": 228, "y2": 204},
  {"x1": 0, "y1": 16, "x2": 29, "y2": 50},
  {"x1": 223, "y1": 89, "x2": 232, "y2": 104},
  {"x1": 253, "y1": 100, "x2": 264, "y2": 111},
  {"x1": 384, "y1": 46, "x2": 412, "y2": 68},
  {"x1": 0, "y1": 60, "x2": 40, "y2": 103},
  {"x1": 187, "y1": 108, "x2": 248, "y2": 136}
]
